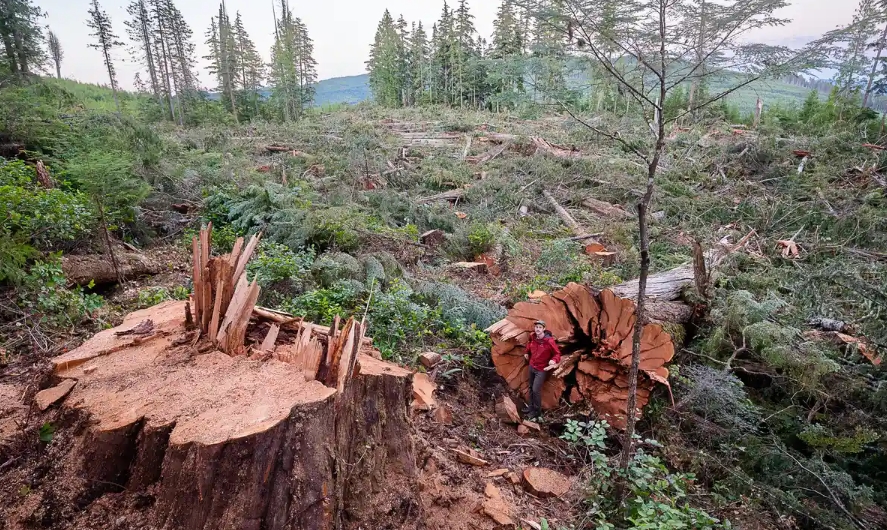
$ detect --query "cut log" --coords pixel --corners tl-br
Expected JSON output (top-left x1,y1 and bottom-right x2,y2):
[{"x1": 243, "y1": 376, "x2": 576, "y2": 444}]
[
  {"x1": 419, "y1": 351, "x2": 442, "y2": 368},
  {"x1": 419, "y1": 229, "x2": 447, "y2": 247},
  {"x1": 418, "y1": 189, "x2": 464, "y2": 203},
  {"x1": 522, "y1": 467, "x2": 571, "y2": 498},
  {"x1": 453, "y1": 448, "x2": 488, "y2": 466},
  {"x1": 62, "y1": 252, "x2": 162, "y2": 286},
  {"x1": 412, "y1": 372, "x2": 437, "y2": 410},
  {"x1": 487, "y1": 283, "x2": 683, "y2": 429},
  {"x1": 42, "y1": 301, "x2": 420, "y2": 530},
  {"x1": 466, "y1": 142, "x2": 509, "y2": 165},
  {"x1": 582, "y1": 197, "x2": 633, "y2": 220},
  {"x1": 543, "y1": 190, "x2": 583, "y2": 235},
  {"x1": 451, "y1": 262, "x2": 488, "y2": 273}
]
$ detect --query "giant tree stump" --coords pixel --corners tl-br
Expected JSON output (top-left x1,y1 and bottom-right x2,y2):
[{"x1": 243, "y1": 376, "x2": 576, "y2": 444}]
[
  {"x1": 44, "y1": 300, "x2": 420, "y2": 530},
  {"x1": 487, "y1": 283, "x2": 687, "y2": 429}
]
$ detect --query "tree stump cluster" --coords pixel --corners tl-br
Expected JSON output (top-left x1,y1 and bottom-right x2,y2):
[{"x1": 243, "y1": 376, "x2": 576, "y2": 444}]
[{"x1": 487, "y1": 283, "x2": 678, "y2": 429}]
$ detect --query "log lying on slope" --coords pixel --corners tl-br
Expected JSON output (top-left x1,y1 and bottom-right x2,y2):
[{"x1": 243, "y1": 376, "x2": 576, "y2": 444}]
[
  {"x1": 62, "y1": 252, "x2": 162, "y2": 286},
  {"x1": 486, "y1": 283, "x2": 689, "y2": 429}
]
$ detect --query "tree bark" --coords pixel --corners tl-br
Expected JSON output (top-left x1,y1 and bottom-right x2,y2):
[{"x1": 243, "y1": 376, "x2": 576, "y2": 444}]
[{"x1": 43, "y1": 302, "x2": 421, "y2": 530}]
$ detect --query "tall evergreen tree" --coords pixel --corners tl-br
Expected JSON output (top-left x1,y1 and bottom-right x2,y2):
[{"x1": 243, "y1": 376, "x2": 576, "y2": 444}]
[
  {"x1": 165, "y1": 0, "x2": 198, "y2": 124},
  {"x1": 408, "y1": 21, "x2": 429, "y2": 104},
  {"x1": 125, "y1": 0, "x2": 160, "y2": 109},
  {"x1": 233, "y1": 12, "x2": 265, "y2": 114},
  {"x1": 0, "y1": 0, "x2": 44, "y2": 77},
  {"x1": 454, "y1": 0, "x2": 479, "y2": 106},
  {"x1": 47, "y1": 28, "x2": 62, "y2": 79},
  {"x1": 147, "y1": 0, "x2": 177, "y2": 120},
  {"x1": 367, "y1": 10, "x2": 401, "y2": 106},
  {"x1": 87, "y1": 0, "x2": 124, "y2": 112},
  {"x1": 269, "y1": 0, "x2": 317, "y2": 120}
]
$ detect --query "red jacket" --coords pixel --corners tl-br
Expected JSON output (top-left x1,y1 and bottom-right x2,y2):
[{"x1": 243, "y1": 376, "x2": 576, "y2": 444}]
[{"x1": 526, "y1": 332, "x2": 562, "y2": 370}]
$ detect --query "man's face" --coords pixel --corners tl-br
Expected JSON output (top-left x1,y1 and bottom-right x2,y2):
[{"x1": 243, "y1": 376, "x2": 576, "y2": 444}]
[{"x1": 534, "y1": 324, "x2": 544, "y2": 335}]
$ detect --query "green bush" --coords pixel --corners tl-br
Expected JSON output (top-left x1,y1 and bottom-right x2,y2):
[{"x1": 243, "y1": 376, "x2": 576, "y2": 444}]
[
  {"x1": 0, "y1": 160, "x2": 96, "y2": 249},
  {"x1": 560, "y1": 425, "x2": 728, "y2": 529},
  {"x1": 17, "y1": 257, "x2": 104, "y2": 328},
  {"x1": 135, "y1": 285, "x2": 189, "y2": 309},
  {"x1": 248, "y1": 242, "x2": 315, "y2": 305},
  {"x1": 281, "y1": 280, "x2": 363, "y2": 326}
]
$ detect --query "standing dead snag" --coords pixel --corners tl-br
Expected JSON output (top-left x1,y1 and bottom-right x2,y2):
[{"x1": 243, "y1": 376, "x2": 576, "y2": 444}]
[{"x1": 487, "y1": 283, "x2": 685, "y2": 429}]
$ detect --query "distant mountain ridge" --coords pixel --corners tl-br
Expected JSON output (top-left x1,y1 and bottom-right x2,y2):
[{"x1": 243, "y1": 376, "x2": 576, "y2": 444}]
[{"x1": 314, "y1": 74, "x2": 371, "y2": 106}]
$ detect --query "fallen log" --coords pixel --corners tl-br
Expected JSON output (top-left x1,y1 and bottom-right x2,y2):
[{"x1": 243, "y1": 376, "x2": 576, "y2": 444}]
[
  {"x1": 582, "y1": 197, "x2": 633, "y2": 220},
  {"x1": 418, "y1": 189, "x2": 464, "y2": 203},
  {"x1": 62, "y1": 252, "x2": 162, "y2": 286},
  {"x1": 543, "y1": 190, "x2": 583, "y2": 235}
]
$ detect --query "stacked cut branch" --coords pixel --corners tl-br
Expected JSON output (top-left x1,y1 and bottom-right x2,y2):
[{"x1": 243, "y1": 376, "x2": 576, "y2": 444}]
[
  {"x1": 487, "y1": 283, "x2": 686, "y2": 429},
  {"x1": 191, "y1": 223, "x2": 263, "y2": 355}
]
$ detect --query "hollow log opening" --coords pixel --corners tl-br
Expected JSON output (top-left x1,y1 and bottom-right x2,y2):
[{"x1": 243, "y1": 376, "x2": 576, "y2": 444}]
[{"x1": 487, "y1": 283, "x2": 680, "y2": 429}]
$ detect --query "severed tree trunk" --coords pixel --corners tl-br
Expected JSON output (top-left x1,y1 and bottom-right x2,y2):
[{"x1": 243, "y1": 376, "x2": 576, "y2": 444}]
[
  {"x1": 38, "y1": 226, "x2": 422, "y2": 530},
  {"x1": 487, "y1": 283, "x2": 686, "y2": 429}
]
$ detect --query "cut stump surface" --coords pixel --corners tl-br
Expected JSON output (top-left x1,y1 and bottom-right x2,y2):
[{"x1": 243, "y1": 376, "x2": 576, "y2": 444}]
[{"x1": 40, "y1": 300, "x2": 420, "y2": 530}]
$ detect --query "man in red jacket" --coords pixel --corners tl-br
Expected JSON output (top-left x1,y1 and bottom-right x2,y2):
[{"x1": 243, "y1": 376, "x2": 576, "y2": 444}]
[{"x1": 523, "y1": 320, "x2": 562, "y2": 418}]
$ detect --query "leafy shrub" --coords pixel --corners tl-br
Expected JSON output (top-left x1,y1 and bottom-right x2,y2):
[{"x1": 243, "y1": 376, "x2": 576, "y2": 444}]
[
  {"x1": 135, "y1": 285, "x2": 189, "y2": 309},
  {"x1": 247, "y1": 242, "x2": 315, "y2": 305},
  {"x1": 560, "y1": 426, "x2": 728, "y2": 529},
  {"x1": 466, "y1": 222, "x2": 498, "y2": 256},
  {"x1": 281, "y1": 280, "x2": 362, "y2": 326},
  {"x1": 0, "y1": 160, "x2": 96, "y2": 250},
  {"x1": 17, "y1": 257, "x2": 104, "y2": 328},
  {"x1": 367, "y1": 280, "x2": 439, "y2": 361}
]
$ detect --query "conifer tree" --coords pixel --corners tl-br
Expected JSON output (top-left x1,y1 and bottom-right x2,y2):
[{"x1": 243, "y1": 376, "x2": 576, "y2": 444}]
[
  {"x1": 408, "y1": 21, "x2": 429, "y2": 104},
  {"x1": 0, "y1": 0, "x2": 45, "y2": 77},
  {"x1": 47, "y1": 28, "x2": 62, "y2": 79},
  {"x1": 233, "y1": 12, "x2": 264, "y2": 114},
  {"x1": 165, "y1": 1, "x2": 198, "y2": 124},
  {"x1": 367, "y1": 10, "x2": 402, "y2": 106},
  {"x1": 270, "y1": 0, "x2": 317, "y2": 120},
  {"x1": 147, "y1": 0, "x2": 177, "y2": 120},
  {"x1": 87, "y1": 0, "x2": 124, "y2": 112},
  {"x1": 125, "y1": 0, "x2": 162, "y2": 109}
]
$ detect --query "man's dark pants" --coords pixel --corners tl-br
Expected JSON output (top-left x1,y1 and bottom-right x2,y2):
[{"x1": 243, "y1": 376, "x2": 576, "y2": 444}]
[{"x1": 527, "y1": 366, "x2": 547, "y2": 417}]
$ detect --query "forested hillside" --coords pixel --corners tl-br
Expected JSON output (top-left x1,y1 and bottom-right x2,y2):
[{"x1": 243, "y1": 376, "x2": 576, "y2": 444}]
[{"x1": 1, "y1": 1, "x2": 887, "y2": 530}]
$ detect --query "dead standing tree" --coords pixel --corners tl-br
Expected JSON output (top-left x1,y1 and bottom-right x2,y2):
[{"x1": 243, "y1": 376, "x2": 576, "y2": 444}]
[{"x1": 522, "y1": 0, "x2": 816, "y2": 483}]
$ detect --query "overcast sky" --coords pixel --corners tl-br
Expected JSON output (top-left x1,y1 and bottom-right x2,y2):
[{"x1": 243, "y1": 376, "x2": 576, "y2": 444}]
[{"x1": 41, "y1": 0, "x2": 856, "y2": 91}]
